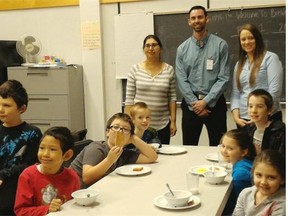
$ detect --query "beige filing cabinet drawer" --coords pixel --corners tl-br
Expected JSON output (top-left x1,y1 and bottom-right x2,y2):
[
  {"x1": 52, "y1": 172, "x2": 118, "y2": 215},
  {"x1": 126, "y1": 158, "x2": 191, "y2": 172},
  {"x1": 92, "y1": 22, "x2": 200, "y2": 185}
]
[
  {"x1": 27, "y1": 120, "x2": 69, "y2": 133},
  {"x1": 8, "y1": 66, "x2": 85, "y2": 133},
  {"x1": 8, "y1": 68, "x2": 69, "y2": 94},
  {"x1": 24, "y1": 95, "x2": 69, "y2": 119}
]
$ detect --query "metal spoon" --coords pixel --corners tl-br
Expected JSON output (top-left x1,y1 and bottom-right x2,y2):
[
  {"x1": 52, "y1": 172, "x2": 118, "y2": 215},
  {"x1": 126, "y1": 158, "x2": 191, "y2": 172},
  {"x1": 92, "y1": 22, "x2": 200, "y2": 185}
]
[{"x1": 166, "y1": 183, "x2": 175, "y2": 198}]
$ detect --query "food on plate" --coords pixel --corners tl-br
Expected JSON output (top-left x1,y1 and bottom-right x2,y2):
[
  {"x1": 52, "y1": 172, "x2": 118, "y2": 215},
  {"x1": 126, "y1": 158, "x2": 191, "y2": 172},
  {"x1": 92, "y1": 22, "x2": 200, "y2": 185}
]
[
  {"x1": 196, "y1": 166, "x2": 220, "y2": 174},
  {"x1": 132, "y1": 166, "x2": 143, "y2": 171},
  {"x1": 187, "y1": 199, "x2": 194, "y2": 206},
  {"x1": 196, "y1": 167, "x2": 207, "y2": 174}
]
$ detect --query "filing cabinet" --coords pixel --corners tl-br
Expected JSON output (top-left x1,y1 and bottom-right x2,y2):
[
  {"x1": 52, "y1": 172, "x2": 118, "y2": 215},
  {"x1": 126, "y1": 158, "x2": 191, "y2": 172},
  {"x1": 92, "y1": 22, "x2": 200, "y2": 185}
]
[{"x1": 7, "y1": 65, "x2": 85, "y2": 133}]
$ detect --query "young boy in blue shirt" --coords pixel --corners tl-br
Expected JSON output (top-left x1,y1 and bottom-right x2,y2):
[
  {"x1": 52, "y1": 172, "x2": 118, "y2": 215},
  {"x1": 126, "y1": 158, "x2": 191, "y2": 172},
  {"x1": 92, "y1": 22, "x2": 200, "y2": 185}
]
[
  {"x1": 129, "y1": 102, "x2": 161, "y2": 146},
  {"x1": 0, "y1": 80, "x2": 42, "y2": 215}
]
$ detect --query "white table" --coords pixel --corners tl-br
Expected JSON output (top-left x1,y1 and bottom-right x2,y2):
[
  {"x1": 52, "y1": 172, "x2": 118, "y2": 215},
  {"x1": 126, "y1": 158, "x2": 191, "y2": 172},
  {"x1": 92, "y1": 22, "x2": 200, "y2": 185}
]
[{"x1": 49, "y1": 146, "x2": 232, "y2": 216}]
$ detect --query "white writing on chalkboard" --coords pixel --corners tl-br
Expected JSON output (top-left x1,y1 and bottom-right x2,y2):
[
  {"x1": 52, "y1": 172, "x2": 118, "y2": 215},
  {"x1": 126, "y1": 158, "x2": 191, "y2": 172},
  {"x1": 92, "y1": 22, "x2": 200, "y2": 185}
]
[{"x1": 210, "y1": 8, "x2": 285, "y2": 21}]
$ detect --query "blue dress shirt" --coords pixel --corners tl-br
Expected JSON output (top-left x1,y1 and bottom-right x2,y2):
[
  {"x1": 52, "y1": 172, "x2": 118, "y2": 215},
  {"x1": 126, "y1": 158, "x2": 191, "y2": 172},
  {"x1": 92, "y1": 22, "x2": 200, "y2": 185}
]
[{"x1": 175, "y1": 32, "x2": 230, "y2": 110}]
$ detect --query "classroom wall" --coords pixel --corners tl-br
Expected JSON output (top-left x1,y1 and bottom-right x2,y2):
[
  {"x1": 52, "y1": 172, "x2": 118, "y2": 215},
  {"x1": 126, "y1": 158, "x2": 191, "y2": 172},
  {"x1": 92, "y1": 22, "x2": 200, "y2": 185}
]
[{"x1": 0, "y1": 0, "x2": 285, "y2": 142}]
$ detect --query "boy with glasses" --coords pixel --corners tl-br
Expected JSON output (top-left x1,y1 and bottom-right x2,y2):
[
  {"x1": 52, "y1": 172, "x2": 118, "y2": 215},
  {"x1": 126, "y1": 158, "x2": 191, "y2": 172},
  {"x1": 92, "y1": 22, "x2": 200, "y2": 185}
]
[{"x1": 70, "y1": 113, "x2": 158, "y2": 188}]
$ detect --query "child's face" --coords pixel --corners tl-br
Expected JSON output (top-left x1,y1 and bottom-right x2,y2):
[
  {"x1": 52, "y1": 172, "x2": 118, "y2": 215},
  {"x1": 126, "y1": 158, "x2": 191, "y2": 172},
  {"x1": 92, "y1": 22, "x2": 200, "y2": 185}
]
[
  {"x1": 132, "y1": 108, "x2": 151, "y2": 131},
  {"x1": 107, "y1": 119, "x2": 131, "y2": 147},
  {"x1": 220, "y1": 135, "x2": 248, "y2": 164},
  {"x1": 253, "y1": 162, "x2": 284, "y2": 196},
  {"x1": 248, "y1": 95, "x2": 271, "y2": 124},
  {"x1": 38, "y1": 135, "x2": 66, "y2": 174},
  {"x1": 0, "y1": 97, "x2": 24, "y2": 126}
]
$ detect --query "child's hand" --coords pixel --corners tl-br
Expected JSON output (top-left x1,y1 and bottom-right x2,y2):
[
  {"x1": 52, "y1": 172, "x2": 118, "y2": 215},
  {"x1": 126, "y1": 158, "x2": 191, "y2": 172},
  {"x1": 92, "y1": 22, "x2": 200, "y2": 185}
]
[
  {"x1": 0, "y1": 180, "x2": 3, "y2": 186},
  {"x1": 128, "y1": 134, "x2": 136, "y2": 144},
  {"x1": 107, "y1": 146, "x2": 123, "y2": 163},
  {"x1": 49, "y1": 198, "x2": 63, "y2": 212}
]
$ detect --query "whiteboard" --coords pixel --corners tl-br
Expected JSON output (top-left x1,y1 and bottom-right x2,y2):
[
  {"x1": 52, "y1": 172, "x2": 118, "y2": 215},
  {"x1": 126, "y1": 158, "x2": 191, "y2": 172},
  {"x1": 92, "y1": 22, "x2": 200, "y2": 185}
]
[{"x1": 114, "y1": 12, "x2": 154, "y2": 79}]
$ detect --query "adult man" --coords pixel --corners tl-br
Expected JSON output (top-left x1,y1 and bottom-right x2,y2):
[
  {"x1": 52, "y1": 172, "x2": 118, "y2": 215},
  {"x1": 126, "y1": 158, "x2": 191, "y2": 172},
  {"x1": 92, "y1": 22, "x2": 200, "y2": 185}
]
[{"x1": 175, "y1": 5, "x2": 230, "y2": 146}]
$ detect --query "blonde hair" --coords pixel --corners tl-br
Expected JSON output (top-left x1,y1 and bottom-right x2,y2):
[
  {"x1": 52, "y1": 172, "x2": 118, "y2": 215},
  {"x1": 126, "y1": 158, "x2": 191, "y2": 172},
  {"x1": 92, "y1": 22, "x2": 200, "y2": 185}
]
[{"x1": 130, "y1": 102, "x2": 150, "y2": 118}]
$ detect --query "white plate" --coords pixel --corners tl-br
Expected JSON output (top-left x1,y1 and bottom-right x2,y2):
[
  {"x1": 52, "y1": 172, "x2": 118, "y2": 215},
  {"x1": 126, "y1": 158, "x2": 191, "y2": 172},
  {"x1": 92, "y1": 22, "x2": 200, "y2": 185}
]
[
  {"x1": 189, "y1": 165, "x2": 226, "y2": 176},
  {"x1": 115, "y1": 165, "x2": 151, "y2": 176},
  {"x1": 158, "y1": 146, "x2": 187, "y2": 155},
  {"x1": 205, "y1": 153, "x2": 219, "y2": 162},
  {"x1": 153, "y1": 195, "x2": 200, "y2": 210}
]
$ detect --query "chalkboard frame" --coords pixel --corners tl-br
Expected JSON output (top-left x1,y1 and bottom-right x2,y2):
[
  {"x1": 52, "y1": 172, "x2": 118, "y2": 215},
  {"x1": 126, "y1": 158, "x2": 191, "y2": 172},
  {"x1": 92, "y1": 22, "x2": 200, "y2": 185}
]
[{"x1": 154, "y1": 5, "x2": 286, "y2": 102}]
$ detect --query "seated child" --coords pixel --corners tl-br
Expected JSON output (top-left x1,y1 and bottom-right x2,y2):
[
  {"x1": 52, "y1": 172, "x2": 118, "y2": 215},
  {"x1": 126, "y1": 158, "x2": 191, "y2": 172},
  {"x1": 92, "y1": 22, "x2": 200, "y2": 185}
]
[
  {"x1": 233, "y1": 150, "x2": 285, "y2": 216},
  {"x1": 14, "y1": 127, "x2": 80, "y2": 215},
  {"x1": 129, "y1": 102, "x2": 161, "y2": 147},
  {"x1": 220, "y1": 129, "x2": 256, "y2": 215},
  {"x1": 245, "y1": 89, "x2": 285, "y2": 156},
  {"x1": 0, "y1": 80, "x2": 42, "y2": 215},
  {"x1": 70, "y1": 112, "x2": 158, "y2": 188}
]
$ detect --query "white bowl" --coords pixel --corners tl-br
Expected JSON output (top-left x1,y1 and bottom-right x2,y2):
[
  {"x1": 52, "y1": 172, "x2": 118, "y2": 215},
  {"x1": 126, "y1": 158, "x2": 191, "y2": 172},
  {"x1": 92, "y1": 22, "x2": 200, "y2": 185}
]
[
  {"x1": 163, "y1": 190, "x2": 192, "y2": 207},
  {"x1": 71, "y1": 189, "x2": 100, "y2": 206},
  {"x1": 203, "y1": 170, "x2": 228, "y2": 184}
]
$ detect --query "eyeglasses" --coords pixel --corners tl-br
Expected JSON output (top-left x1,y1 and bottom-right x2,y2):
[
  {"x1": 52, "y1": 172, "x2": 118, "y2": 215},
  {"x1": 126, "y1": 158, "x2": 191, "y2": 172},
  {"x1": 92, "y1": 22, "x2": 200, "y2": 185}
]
[
  {"x1": 144, "y1": 43, "x2": 159, "y2": 49},
  {"x1": 109, "y1": 125, "x2": 131, "y2": 135}
]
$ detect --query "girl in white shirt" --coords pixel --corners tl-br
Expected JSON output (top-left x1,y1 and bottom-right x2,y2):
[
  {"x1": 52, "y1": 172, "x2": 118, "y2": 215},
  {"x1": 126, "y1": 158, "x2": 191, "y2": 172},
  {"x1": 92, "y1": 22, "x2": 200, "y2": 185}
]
[{"x1": 233, "y1": 150, "x2": 285, "y2": 216}]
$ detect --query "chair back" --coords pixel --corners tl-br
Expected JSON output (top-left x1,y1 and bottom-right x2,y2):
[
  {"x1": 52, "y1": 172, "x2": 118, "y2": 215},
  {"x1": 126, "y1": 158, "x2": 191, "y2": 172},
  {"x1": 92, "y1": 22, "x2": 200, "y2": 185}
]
[
  {"x1": 64, "y1": 139, "x2": 93, "y2": 167},
  {"x1": 72, "y1": 129, "x2": 88, "y2": 142}
]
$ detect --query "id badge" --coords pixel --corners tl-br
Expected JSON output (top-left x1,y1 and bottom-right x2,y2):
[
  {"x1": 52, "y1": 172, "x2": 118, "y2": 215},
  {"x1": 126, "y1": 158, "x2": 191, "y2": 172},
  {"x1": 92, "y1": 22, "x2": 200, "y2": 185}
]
[{"x1": 206, "y1": 59, "x2": 213, "y2": 70}]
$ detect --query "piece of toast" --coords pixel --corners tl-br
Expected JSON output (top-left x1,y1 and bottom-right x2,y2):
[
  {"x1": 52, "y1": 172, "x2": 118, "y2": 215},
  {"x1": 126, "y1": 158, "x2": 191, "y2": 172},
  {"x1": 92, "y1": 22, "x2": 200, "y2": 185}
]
[
  {"x1": 115, "y1": 131, "x2": 127, "y2": 147},
  {"x1": 133, "y1": 166, "x2": 143, "y2": 171}
]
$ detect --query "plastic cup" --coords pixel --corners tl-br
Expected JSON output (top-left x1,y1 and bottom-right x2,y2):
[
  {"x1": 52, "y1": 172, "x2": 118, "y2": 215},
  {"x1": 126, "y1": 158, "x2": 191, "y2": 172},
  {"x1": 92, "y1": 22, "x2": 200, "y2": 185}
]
[{"x1": 186, "y1": 172, "x2": 199, "y2": 195}]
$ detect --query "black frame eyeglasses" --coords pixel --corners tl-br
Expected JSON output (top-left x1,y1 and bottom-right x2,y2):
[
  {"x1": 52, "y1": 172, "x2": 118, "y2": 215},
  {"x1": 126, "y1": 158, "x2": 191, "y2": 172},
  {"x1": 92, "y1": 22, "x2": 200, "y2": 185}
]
[
  {"x1": 109, "y1": 125, "x2": 131, "y2": 135},
  {"x1": 144, "y1": 43, "x2": 159, "y2": 49}
]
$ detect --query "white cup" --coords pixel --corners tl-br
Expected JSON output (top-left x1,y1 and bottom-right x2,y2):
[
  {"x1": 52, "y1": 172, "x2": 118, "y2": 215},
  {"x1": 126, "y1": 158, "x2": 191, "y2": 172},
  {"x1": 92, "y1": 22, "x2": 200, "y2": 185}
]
[
  {"x1": 186, "y1": 172, "x2": 199, "y2": 195},
  {"x1": 218, "y1": 144, "x2": 227, "y2": 167}
]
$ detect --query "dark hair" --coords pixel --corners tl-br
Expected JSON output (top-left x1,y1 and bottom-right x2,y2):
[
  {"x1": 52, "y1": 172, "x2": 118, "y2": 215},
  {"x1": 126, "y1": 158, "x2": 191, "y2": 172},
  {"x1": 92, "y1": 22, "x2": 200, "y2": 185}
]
[
  {"x1": 130, "y1": 102, "x2": 150, "y2": 118},
  {"x1": 248, "y1": 89, "x2": 273, "y2": 111},
  {"x1": 252, "y1": 150, "x2": 285, "y2": 187},
  {"x1": 221, "y1": 129, "x2": 256, "y2": 161},
  {"x1": 0, "y1": 80, "x2": 28, "y2": 108},
  {"x1": 142, "y1": 34, "x2": 163, "y2": 49},
  {"x1": 106, "y1": 113, "x2": 135, "y2": 135},
  {"x1": 188, "y1": 5, "x2": 207, "y2": 16},
  {"x1": 236, "y1": 24, "x2": 266, "y2": 90},
  {"x1": 41, "y1": 126, "x2": 74, "y2": 154}
]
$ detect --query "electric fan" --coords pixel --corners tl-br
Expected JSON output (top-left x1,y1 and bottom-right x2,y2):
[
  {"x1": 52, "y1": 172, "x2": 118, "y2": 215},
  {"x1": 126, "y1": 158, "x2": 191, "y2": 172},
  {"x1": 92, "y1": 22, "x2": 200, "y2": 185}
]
[{"x1": 16, "y1": 35, "x2": 41, "y2": 66}]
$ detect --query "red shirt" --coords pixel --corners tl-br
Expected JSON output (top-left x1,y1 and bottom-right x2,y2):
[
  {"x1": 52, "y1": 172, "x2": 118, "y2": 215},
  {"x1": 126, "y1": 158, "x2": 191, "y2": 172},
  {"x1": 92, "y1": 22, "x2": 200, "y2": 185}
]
[{"x1": 14, "y1": 164, "x2": 80, "y2": 216}]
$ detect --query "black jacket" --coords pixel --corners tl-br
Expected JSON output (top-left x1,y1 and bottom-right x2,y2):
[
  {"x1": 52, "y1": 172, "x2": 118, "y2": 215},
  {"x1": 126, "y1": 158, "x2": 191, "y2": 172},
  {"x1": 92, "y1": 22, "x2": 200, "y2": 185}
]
[{"x1": 244, "y1": 120, "x2": 285, "y2": 156}]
